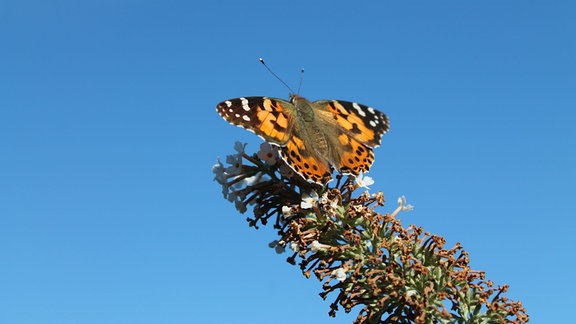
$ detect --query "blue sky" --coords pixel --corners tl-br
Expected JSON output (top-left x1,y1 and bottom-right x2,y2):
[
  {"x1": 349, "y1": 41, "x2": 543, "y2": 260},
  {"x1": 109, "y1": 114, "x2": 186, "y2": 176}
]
[{"x1": 1, "y1": 1, "x2": 574, "y2": 323}]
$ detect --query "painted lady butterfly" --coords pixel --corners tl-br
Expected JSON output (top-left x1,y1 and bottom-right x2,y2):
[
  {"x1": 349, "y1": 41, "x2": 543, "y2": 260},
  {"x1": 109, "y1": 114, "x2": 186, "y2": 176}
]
[{"x1": 216, "y1": 94, "x2": 389, "y2": 184}]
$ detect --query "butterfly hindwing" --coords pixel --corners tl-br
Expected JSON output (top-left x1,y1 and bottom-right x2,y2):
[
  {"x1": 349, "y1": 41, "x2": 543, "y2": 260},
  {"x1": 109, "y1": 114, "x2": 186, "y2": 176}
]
[
  {"x1": 334, "y1": 133, "x2": 375, "y2": 175},
  {"x1": 279, "y1": 127, "x2": 333, "y2": 184}
]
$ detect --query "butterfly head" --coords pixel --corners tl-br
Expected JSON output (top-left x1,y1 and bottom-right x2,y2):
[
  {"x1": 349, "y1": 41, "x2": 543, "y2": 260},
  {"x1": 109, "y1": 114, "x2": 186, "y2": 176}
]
[{"x1": 289, "y1": 93, "x2": 307, "y2": 105}]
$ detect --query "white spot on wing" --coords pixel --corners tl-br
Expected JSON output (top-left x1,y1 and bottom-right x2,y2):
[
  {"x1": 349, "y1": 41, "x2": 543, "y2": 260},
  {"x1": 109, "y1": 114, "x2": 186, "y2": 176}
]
[
  {"x1": 241, "y1": 98, "x2": 250, "y2": 111},
  {"x1": 352, "y1": 102, "x2": 367, "y2": 117},
  {"x1": 369, "y1": 120, "x2": 377, "y2": 127},
  {"x1": 225, "y1": 100, "x2": 232, "y2": 107},
  {"x1": 242, "y1": 115, "x2": 250, "y2": 121},
  {"x1": 367, "y1": 107, "x2": 376, "y2": 114}
]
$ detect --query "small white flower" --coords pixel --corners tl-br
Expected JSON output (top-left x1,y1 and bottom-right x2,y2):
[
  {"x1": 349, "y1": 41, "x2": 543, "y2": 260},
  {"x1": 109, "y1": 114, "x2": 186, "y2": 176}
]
[
  {"x1": 212, "y1": 159, "x2": 226, "y2": 184},
  {"x1": 398, "y1": 195, "x2": 414, "y2": 212},
  {"x1": 279, "y1": 163, "x2": 294, "y2": 178},
  {"x1": 275, "y1": 244, "x2": 285, "y2": 254},
  {"x1": 329, "y1": 198, "x2": 339, "y2": 210},
  {"x1": 406, "y1": 289, "x2": 418, "y2": 297},
  {"x1": 234, "y1": 198, "x2": 247, "y2": 213},
  {"x1": 391, "y1": 195, "x2": 414, "y2": 217},
  {"x1": 282, "y1": 206, "x2": 293, "y2": 219},
  {"x1": 234, "y1": 141, "x2": 247, "y2": 154},
  {"x1": 310, "y1": 240, "x2": 329, "y2": 252},
  {"x1": 227, "y1": 187, "x2": 238, "y2": 203},
  {"x1": 257, "y1": 142, "x2": 279, "y2": 165},
  {"x1": 268, "y1": 240, "x2": 279, "y2": 248},
  {"x1": 331, "y1": 268, "x2": 347, "y2": 282},
  {"x1": 301, "y1": 191, "x2": 319, "y2": 209},
  {"x1": 355, "y1": 171, "x2": 375, "y2": 189},
  {"x1": 240, "y1": 173, "x2": 263, "y2": 187},
  {"x1": 289, "y1": 241, "x2": 299, "y2": 252},
  {"x1": 225, "y1": 153, "x2": 243, "y2": 175},
  {"x1": 269, "y1": 240, "x2": 286, "y2": 254}
]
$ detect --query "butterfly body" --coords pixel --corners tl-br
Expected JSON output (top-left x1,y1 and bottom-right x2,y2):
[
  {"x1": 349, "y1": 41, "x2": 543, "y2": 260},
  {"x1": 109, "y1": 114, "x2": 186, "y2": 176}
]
[{"x1": 217, "y1": 94, "x2": 389, "y2": 183}]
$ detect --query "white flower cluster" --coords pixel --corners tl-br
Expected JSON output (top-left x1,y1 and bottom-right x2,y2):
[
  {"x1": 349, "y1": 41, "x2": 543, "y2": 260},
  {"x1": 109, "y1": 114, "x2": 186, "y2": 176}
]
[{"x1": 212, "y1": 141, "x2": 272, "y2": 213}]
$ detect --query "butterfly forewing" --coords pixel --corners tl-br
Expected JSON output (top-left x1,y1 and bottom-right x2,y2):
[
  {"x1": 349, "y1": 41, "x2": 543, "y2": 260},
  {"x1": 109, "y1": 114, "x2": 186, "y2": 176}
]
[
  {"x1": 312, "y1": 100, "x2": 389, "y2": 148},
  {"x1": 216, "y1": 97, "x2": 295, "y2": 145}
]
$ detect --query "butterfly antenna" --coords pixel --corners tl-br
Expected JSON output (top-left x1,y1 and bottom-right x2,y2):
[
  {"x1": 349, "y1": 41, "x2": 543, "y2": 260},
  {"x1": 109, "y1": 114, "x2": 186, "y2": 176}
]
[
  {"x1": 297, "y1": 67, "x2": 304, "y2": 95},
  {"x1": 259, "y1": 58, "x2": 295, "y2": 94}
]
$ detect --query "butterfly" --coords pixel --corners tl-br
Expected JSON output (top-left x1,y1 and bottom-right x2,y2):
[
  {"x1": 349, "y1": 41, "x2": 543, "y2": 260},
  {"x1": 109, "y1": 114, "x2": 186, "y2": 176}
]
[{"x1": 216, "y1": 94, "x2": 389, "y2": 184}]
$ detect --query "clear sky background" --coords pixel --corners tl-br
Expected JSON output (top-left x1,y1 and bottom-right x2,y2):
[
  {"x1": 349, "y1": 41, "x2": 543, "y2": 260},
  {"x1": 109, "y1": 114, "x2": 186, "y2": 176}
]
[{"x1": 1, "y1": 1, "x2": 574, "y2": 323}]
